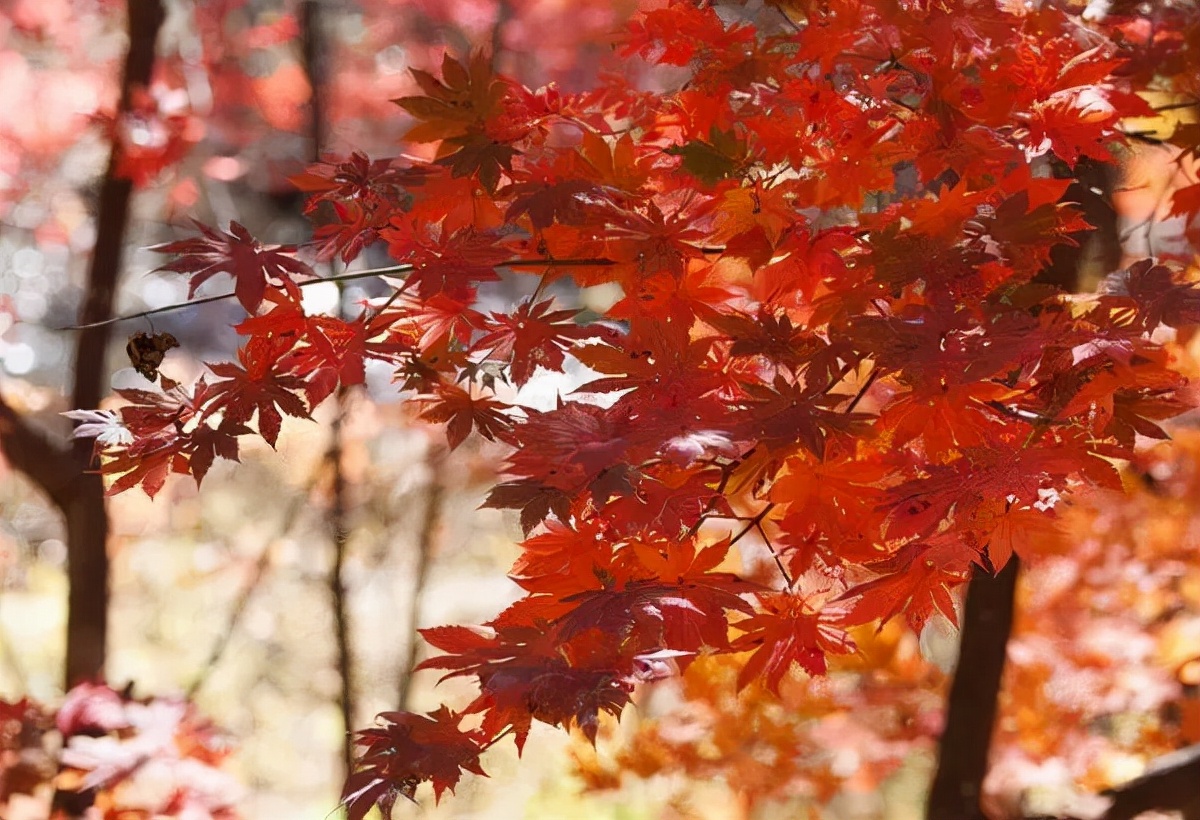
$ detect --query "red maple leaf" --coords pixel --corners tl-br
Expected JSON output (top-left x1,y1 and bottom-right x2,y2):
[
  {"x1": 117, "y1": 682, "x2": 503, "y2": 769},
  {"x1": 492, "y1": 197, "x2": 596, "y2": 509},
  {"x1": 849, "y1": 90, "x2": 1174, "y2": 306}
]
[
  {"x1": 839, "y1": 535, "x2": 975, "y2": 630},
  {"x1": 396, "y1": 52, "x2": 537, "y2": 192},
  {"x1": 417, "y1": 383, "x2": 513, "y2": 450},
  {"x1": 472, "y1": 299, "x2": 593, "y2": 386},
  {"x1": 149, "y1": 221, "x2": 312, "y2": 313},
  {"x1": 382, "y1": 221, "x2": 510, "y2": 298},
  {"x1": 97, "y1": 378, "x2": 250, "y2": 496},
  {"x1": 418, "y1": 618, "x2": 635, "y2": 747},
  {"x1": 342, "y1": 706, "x2": 487, "y2": 818},
  {"x1": 292, "y1": 152, "x2": 430, "y2": 262},
  {"x1": 1105, "y1": 259, "x2": 1200, "y2": 331},
  {"x1": 534, "y1": 533, "x2": 754, "y2": 651},
  {"x1": 733, "y1": 592, "x2": 857, "y2": 693},
  {"x1": 202, "y1": 335, "x2": 311, "y2": 448},
  {"x1": 388, "y1": 292, "x2": 485, "y2": 354},
  {"x1": 1169, "y1": 181, "x2": 1200, "y2": 218},
  {"x1": 75, "y1": 0, "x2": 1200, "y2": 809},
  {"x1": 621, "y1": 1, "x2": 754, "y2": 66},
  {"x1": 481, "y1": 479, "x2": 574, "y2": 534}
]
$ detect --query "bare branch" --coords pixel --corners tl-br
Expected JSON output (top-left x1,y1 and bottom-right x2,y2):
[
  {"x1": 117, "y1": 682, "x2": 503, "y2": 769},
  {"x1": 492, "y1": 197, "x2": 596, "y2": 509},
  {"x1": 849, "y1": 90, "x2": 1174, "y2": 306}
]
[
  {"x1": 58, "y1": 257, "x2": 615, "y2": 331},
  {"x1": 1100, "y1": 745, "x2": 1200, "y2": 820},
  {"x1": 327, "y1": 390, "x2": 356, "y2": 776},
  {"x1": 0, "y1": 392, "x2": 77, "y2": 511},
  {"x1": 60, "y1": 263, "x2": 415, "y2": 330},
  {"x1": 185, "y1": 538, "x2": 274, "y2": 700},
  {"x1": 185, "y1": 458, "x2": 332, "y2": 699},
  {"x1": 397, "y1": 456, "x2": 445, "y2": 711}
]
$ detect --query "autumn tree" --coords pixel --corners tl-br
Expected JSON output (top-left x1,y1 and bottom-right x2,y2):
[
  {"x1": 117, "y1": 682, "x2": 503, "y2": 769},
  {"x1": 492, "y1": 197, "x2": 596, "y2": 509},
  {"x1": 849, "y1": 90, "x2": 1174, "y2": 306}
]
[
  {"x1": 0, "y1": 2, "x2": 638, "y2": 816},
  {"x1": 50, "y1": 0, "x2": 1200, "y2": 817}
]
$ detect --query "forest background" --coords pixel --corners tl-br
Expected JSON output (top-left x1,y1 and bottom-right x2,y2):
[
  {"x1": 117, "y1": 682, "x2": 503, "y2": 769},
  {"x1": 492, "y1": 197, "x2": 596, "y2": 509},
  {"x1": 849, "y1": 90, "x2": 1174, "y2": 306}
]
[{"x1": 1, "y1": 1, "x2": 1200, "y2": 820}]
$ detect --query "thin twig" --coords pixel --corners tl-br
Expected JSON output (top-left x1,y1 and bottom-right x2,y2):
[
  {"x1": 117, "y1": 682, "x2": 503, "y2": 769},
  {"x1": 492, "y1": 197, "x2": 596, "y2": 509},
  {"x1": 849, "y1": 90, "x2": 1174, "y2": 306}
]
[
  {"x1": 846, "y1": 365, "x2": 878, "y2": 412},
  {"x1": 324, "y1": 273, "x2": 356, "y2": 776},
  {"x1": 59, "y1": 257, "x2": 615, "y2": 331},
  {"x1": 729, "y1": 505, "x2": 773, "y2": 547},
  {"x1": 480, "y1": 725, "x2": 515, "y2": 752},
  {"x1": 367, "y1": 286, "x2": 406, "y2": 320},
  {"x1": 489, "y1": 0, "x2": 512, "y2": 72},
  {"x1": 397, "y1": 456, "x2": 445, "y2": 711},
  {"x1": 822, "y1": 361, "x2": 857, "y2": 395},
  {"x1": 299, "y1": 0, "x2": 358, "y2": 776},
  {"x1": 327, "y1": 388, "x2": 355, "y2": 777},
  {"x1": 685, "y1": 446, "x2": 758, "y2": 539},
  {"x1": 686, "y1": 465, "x2": 736, "y2": 538},
  {"x1": 60, "y1": 264, "x2": 412, "y2": 330},
  {"x1": 730, "y1": 503, "x2": 789, "y2": 587},
  {"x1": 1117, "y1": 128, "x2": 1167, "y2": 145},
  {"x1": 185, "y1": 537, "x2": 275, "y2": 699},
  {"x1": 1150, "y1": 100, "x2": 1199, "y2": 113},
  {"x1": 527, "y1": 270, "x2": 551, "y2": 306},
  {"x1": 185, "y1": 461, "x2": 332, "y2": 698}
]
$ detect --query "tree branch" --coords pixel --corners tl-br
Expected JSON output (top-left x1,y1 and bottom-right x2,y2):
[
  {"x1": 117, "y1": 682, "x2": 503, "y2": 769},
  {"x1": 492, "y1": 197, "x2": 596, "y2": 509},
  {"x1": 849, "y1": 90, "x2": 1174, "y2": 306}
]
[
  {"x1": 397, "y1": 456, "x2": 444, "y2": 711},
  {"x1": 60, "y1": 263, "x2": 414, "y2": 330},
  {"x1": 299, "y1": 0, "x2": 358, "y2": 777},
  {"x1": 185, "y1": 455, "x2": 335, "y2": 699},
  {"x1": 185, "y1": 538, "x2": 274, "y2": 700},
  {"x1": 0, "y1": 392, "x2": 77, "y2": 512},
  {"x1": 300, "y1": 0, "x2": 327, "y2": 165},
  {"x1": 326, "y1": 393, "x2": 356, "y2": 777},
  {"x1": 58, "y1": 257, "x2": 615, "y2": 331},
  {"x1": 1100, "y1": 744, "x2": 1200, "y2": 820}
]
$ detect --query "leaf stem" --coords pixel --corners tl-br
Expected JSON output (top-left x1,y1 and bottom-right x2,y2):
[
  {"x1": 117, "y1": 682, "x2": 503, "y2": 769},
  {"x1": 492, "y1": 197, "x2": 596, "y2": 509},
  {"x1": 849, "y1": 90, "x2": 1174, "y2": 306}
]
[{"x1": 480, "y1": 725, "x2": 514, "y2": 753}]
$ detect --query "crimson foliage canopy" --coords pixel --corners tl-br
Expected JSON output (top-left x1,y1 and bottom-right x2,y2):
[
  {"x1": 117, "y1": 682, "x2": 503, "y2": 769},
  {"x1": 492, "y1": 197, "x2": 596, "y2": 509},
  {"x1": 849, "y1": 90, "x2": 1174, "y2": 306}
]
[{"x1": 81, "y1": 0, "x2": 1200, "y2": 813}]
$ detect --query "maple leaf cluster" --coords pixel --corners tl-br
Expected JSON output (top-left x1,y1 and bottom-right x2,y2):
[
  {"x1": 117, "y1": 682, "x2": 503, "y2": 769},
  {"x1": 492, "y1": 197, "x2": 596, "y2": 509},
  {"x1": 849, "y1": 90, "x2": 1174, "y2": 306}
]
[
  {"x1": 74, "y1": 0, "x2": 1200, "y2": 810},
  {"x1": 573, "y1": 431, "x2": 1200, "y2": 814},
  {"x1": 0, "y1": 684, "x2": 240, "y2": 820}
]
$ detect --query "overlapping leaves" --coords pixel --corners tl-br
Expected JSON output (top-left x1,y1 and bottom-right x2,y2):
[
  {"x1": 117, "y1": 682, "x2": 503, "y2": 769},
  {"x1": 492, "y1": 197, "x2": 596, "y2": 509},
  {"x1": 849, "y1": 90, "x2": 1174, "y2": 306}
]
[{"x1": 73, "y1": 0, "x2": 1200, "y2": 810}]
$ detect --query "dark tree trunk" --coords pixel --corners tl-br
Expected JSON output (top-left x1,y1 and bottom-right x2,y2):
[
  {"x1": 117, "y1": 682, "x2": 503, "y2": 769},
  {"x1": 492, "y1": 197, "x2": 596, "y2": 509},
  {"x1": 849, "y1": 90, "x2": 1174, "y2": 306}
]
[
  {"x1": 61, "y1": 0, "x2": 166, "y2": 689},
  {"x1": 0, "y1": 0, "x2": 166, "y2": 690},
  {"x1": 926, "y1": 558, "x2": 1020, "y2": 820},
  {"x1": 926, "y1": 158, "x2": 1120, "y2": 820}
]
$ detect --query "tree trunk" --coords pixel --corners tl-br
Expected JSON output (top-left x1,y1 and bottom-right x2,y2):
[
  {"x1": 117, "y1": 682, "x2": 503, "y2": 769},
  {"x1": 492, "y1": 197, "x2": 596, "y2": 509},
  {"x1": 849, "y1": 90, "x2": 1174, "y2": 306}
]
[
  {"x1": 926, "y1": 158, "x2": 1119, "y2": 820},
  {"x1": 926, "y1": 558, "x2": 1020, "y2": 820},
  {"x1": 0, "y1": 34, "x2": 165, "y2": 820},
  {"x1": 61, "y1": 0, "x2": 166, "y2": 689}
]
